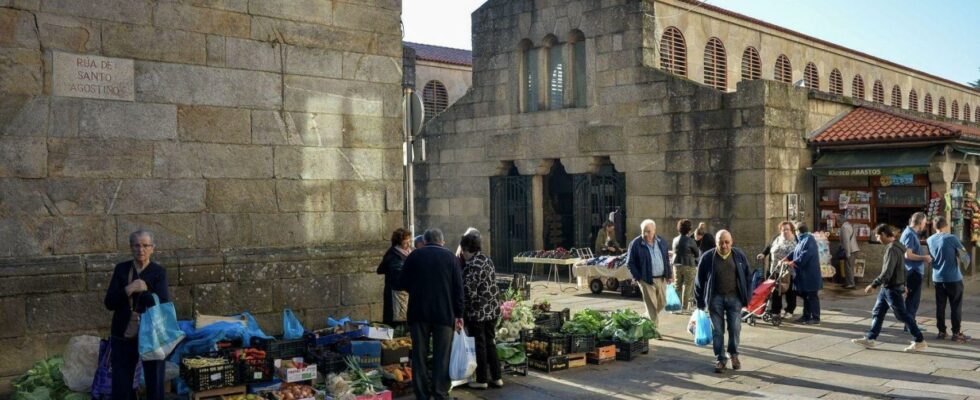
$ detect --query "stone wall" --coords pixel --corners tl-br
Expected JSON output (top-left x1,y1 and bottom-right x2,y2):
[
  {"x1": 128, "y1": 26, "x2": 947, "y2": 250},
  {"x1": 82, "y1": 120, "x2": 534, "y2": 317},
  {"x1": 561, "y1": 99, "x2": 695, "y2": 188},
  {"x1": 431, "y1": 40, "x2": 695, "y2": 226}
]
[
  {"x1": 0, "y1": 0, "x2": 403, "y2": 394},
  {"x1": 415, "y1": 60, "x2": 472, "y2": 108},
  {"x1": 415, "y1": 0, "x2": 817, "y2": 255}
]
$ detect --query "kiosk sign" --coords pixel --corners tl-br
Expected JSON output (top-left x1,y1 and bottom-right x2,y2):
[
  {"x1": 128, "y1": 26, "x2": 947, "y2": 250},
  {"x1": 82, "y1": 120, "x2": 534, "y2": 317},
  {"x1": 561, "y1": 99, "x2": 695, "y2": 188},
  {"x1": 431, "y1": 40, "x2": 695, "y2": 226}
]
[{"x1": 53, "y1": 51, "x2": 134, "y2": 101}]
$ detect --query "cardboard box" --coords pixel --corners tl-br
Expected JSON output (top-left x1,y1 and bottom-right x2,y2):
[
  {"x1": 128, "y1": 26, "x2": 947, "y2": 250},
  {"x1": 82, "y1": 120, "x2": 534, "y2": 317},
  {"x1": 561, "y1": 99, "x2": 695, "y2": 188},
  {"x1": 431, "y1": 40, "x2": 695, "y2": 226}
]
[
  {"x1": 277, "y1": 365, "x2": 317, "y2": 383},
  {"x1": 359, "y1": 326, "x2": 394, "y2": 341}
]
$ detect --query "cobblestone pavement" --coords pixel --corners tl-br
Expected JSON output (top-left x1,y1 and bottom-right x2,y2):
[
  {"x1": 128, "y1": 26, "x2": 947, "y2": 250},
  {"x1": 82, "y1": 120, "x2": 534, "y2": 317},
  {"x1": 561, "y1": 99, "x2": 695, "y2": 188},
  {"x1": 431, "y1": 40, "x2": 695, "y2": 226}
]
[{"x1": 453, "y1": 277, "x2": 980, "y2": 400}]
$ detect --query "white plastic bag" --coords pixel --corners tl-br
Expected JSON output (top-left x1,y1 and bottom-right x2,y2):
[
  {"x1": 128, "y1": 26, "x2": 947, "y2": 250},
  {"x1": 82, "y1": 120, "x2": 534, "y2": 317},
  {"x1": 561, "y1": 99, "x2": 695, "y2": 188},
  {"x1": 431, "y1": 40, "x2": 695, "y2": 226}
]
[
  {"x1": 62, "y1": 335, "x2": 101, "y2": 392},
  {"x1": 449, "y1": 330, "x2": 477, "y2": 380}
]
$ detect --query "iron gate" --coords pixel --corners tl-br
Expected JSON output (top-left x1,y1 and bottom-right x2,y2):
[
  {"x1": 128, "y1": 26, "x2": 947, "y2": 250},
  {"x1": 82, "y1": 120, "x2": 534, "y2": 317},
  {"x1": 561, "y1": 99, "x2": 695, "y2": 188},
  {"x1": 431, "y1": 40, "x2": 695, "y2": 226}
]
[
  {"x1": 573, "y1": 172, "x2": 626, "y2": 250},
  {"x1": 490, "y1": 175, "x2": 533, "y2": 274}
]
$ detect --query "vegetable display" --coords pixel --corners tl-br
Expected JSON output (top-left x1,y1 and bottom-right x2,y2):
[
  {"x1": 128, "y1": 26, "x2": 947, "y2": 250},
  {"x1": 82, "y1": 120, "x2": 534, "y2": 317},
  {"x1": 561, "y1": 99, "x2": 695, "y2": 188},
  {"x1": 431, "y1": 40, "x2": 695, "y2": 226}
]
[
  {"x1": 182, "y1": 356, "x2": 228, "y2": 368},
  {"x1": 12, "y1": 357, "x2": 87, "y2": 400},
  {"x1": 496, "y1": 300, "x2": 535, "y2": 342},
  {"x1": 561, "y1": 309, "x2": 607, "y2": 336},
  {"x1": 495, "y1": 342, "x2": 526, "y2": 366},
  {"x1": 598, "y1": 309, "x2": 660, "y2": 342}
]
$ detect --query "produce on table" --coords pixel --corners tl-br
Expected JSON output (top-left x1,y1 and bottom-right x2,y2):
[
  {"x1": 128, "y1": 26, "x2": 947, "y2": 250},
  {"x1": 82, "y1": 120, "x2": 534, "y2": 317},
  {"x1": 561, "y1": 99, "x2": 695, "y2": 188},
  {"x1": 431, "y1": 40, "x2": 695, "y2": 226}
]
[
  {"x1": 380, "y1": 338, "x2": 411, "y2": 350},
  {"x1": 531, "y1": 299, "x2": 551, "y2": 316},
  {"x1": 12, "y1": 357, "x2": 88, "y2": 400},
  {"x1": 344, "y1": 357, "x2": 385, "y2": 395},
  {"x1": 495, "y1": 342, "x2": 526, "y2": 365},
  {"x1": 599, "y1": 309, "x2": 660, "y2": 342},
  {"x1": 182, "y1": 356, "x2": 228, "y2": 368},
  {"x1": 561, "y1": 309, "x2": 607, "y2": 336},
  {"x1": 496, "y1": 299, "x2": 535, "y2": 342},
  {"x1": 269, "y1": 384, "x2": 316, "y2": 400},
  {"x1": 380, "y1": 365, "x2": 413, "y2": 382},
  {"x1": 221, "y1": 395, "x2": 263, "y2": 400},
  {"x1": 502, "y1": 287, "x2": 525, "y2": 302}
]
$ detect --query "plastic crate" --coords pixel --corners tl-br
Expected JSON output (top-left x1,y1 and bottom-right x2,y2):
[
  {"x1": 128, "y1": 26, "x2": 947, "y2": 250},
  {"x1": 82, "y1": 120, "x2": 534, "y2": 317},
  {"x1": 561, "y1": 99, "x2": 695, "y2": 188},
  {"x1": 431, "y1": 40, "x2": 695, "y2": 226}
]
[
  {"x1": 180, "y1": 354, "x2": 238, "y2": 392},
  {"x1": 227, "y1": 348, "x2": 273, "y2": 384},
  {"x1": 534, "y1": 311, "x2": 564, "y2": 332},
  {"x1": 527, "y1": 331, "x2": 567, "y2": 357},
  {"x1": 308, "y1": 348, "x2": 347, "y2": 376},
  {"x1": 598, "y1": 339, "x2": 649, "y2": 361},
  {"x1": 527, "y1": 355, "x2": 568, "y2": 373},
  {"x1": 251, "y1": 336, "x2": 309, "y2": 360},
  {"x1": 567, "y1": 334, "x2": 596, "y2": 354}
]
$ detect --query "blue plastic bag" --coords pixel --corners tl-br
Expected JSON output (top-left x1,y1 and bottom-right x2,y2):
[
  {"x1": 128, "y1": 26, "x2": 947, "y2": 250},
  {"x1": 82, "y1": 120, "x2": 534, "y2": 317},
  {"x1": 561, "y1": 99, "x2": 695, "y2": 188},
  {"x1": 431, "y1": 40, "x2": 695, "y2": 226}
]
[
  {"x1": 665, "y1": 284, "x2": 682, "y2": 311},
  {"x1": 139, "y1": 294, "x2": 186, "y2": 361},
  {"x1": 283, "y1": 309, "x2": 305, "y2": 340},
  {"x1": 692, "y1": 309, "x2": 713, "y2": 347}
]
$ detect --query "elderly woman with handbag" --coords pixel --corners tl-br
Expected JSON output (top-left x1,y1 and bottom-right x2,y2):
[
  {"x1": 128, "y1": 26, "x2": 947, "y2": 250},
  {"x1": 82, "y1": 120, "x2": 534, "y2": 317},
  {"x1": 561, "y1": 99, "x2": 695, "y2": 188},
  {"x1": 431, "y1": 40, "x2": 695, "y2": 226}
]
[
  {"x1": 103, "y1": 230, "x2": 171, "y2": 400},
  {"x1": 756, "y1": 221, "x2": 799, "y2": 319}
]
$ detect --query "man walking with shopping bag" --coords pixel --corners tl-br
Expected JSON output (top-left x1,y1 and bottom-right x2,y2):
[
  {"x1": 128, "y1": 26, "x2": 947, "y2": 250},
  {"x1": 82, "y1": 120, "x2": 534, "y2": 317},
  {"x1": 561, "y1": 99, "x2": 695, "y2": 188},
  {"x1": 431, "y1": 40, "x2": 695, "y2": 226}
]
[
  {"x1": 400, "y1": 228, "x2": 465, "y2": 399},
  {"x1": 694, "y1": 230, "x2": 753, "y2": 373}
]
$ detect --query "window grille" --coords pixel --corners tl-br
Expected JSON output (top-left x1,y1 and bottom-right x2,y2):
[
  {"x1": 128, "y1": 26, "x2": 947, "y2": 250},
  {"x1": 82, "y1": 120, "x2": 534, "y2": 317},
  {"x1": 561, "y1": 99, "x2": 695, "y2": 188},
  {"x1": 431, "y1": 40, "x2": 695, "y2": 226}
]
[
  {"x1": 804, "y1": 62, "x2": 819, "y2": 90},
  {"x1": 741, "y1": 47, "x2": 761, "y2": 81},
  {"x1": 659, "y1": 27, "x2": 687, "y2": 77},
  {"x1": 829, "y1": 69, "x2": 843, "y2": 95},
  {"x1": 703, "y1": 37, "x2": 727, "y2": 91},
  {"x1": 852, "y1": 75, "x2": 865, "y2": 99},
  {"x1": 422, "y1": 80, "x2": 448, "y2": 120},
  {"x1": 774, "y1": 54, "x2": 792, "y2": 83}
]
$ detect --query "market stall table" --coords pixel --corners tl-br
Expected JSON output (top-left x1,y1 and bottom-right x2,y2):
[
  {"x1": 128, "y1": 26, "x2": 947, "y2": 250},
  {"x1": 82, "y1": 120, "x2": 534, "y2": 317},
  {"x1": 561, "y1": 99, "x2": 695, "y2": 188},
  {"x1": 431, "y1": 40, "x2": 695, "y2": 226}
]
[{"x1": 512, "y1": 257, "x2": 581, "y2": 292}]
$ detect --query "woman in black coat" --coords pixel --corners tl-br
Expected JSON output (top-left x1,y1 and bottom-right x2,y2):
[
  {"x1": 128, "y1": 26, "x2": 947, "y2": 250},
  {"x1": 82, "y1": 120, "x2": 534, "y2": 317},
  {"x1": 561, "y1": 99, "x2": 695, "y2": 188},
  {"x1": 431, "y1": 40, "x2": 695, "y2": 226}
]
[{"x1": 377, "y1": 228, "x2": 413, "y2": 324}]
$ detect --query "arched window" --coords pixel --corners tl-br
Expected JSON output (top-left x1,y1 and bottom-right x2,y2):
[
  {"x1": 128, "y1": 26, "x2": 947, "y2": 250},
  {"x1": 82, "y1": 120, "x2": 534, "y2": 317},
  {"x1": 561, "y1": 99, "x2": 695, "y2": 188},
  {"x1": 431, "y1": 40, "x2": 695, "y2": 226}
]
[
  {"x1": 660, "y1": 27, "x2": 687, "y2": 77},
  {"x1": 975, "y1": 106, "x2": 980, "y2": 123},
  {"x1": 520, "y1": 39, "x2": 539, "y2": 112},
  {"x1": 872, "y1": 80, "x2": 884, "y2": 104},
  {"x1": 966, "y1": 103, "x2": 972, "y2": 122},
  {"x1": 829, "y1": 69, "x2": 843, "y2": 95},
  {"x1": 804, "y1": 62, "x2": 819, "y2": 90},
  {"x1": 908, "y1": 89, "x2": 918, "y2": 111},
  {"x1": 952, "y1": 100, "x2": 959, "y2": 119},
  {"x1": 891, "y1": 85, "x2": 902, "y2": 108},
  {"x1": 774, "y1": 54, "x2": 792, "y2": 83},
  {"x1": 939, "y1": 97, "x2": 947, "y2": 117},
  {"x1": 852, "y1": 75, "x2": 865, "y2": 99},
  {"x1": 924, "y1": 93, "x2": 933, "y2": 113},
  {"x1": 422, "y1": 80, "x2": 448, "y2": 120},
  {"x1": 741, "y1": 47, "x2": 761, "y2": 81},
  {"x1": 703, "y1": 37, "x2": 727, "y2": 91},
  {"x1": 569, "y1": 30, "x2": 587, "y2": 108},
  {"x1": 544, "y1": 35, "x2": 564, "y2": 110}
]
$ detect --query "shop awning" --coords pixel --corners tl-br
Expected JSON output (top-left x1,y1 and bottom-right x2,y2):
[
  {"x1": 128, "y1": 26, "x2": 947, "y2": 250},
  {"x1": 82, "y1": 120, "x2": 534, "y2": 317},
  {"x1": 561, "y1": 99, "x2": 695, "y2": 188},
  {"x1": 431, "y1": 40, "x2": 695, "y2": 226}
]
[{"x1": 810, "y1": 147, "x2": 939, "y2": 177}]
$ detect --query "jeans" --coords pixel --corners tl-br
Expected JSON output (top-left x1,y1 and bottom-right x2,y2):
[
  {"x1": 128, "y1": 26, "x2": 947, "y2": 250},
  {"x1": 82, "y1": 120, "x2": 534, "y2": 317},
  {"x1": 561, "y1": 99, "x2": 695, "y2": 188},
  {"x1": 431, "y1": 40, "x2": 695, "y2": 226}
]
[
  {"x1": 409, "y1": 322, "x2": 454, "y2": 400},
  {"x1": 465, "y1": 320, "x2": 501, "y2": 384},
  {"x1": 800, "y1": 290, "x2": 821, "y2": 321},
  {"x1": 110, "y1": 337, "x2": 165, "y2": 400},
  {"x1": 867, "y1": 286, "x2": 924, "y2": 342},
  {"x1": 935, "y1": 281, "x2": 964, "y2": 335},
  {"x1": 904, "y1": 271, "x2": 923, "y2": 330},
  {"x1": 708, "y1": 294, "x2": 742, "y2": 362}
]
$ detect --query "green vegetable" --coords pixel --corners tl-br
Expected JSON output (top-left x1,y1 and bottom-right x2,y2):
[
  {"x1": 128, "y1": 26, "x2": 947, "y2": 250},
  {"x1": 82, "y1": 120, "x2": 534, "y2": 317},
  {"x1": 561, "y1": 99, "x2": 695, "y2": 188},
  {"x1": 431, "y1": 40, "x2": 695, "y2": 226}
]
[
  {"x1": 12, "y1": 356, "x2": 86, "y2": 400},
  {"x1": 495, "y1": 342, "x2": 527, "y2": 365},
  {"x1": 597, "y1": 309, "x2": 660, "y2": 342},
  {"x1": 344, "y1": 356, "x2": 385, "y2": 395},
  {"x1": 562, "y1": 309, "x2": 608, "y2": 336}
]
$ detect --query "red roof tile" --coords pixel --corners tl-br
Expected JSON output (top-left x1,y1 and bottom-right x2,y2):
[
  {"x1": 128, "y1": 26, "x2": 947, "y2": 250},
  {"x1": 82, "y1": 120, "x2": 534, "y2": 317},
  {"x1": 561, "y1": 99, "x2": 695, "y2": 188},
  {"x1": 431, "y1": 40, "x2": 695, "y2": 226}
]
[
  {"x1": 405, "y1": 42, "x2": 472, "y2": 67},
  {"x1": 811, "y1": 107, "x2": 980, "y2": 145}
]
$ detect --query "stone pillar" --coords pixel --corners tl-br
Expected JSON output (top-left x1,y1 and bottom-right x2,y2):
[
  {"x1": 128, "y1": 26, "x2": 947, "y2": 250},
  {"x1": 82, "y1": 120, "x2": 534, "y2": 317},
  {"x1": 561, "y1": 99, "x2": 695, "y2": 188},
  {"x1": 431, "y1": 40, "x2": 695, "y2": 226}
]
[
  {"x1": 969, "y1": 163, "x2": 980, "y2": 277},
  {"x1": 532, "y1": 175, "x2": 545, "y2": 250}
]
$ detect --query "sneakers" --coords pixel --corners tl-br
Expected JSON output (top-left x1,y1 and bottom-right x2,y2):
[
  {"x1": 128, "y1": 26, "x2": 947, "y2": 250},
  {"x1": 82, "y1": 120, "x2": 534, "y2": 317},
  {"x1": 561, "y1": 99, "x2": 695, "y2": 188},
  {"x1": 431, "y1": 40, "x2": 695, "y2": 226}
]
[
  {"x1": 952, "y1": 333, "x2": 972, "y2": 343},
  {"x1": 714, "y1": 360, "x2": 727, "y2": 373},
  {"x1": 793, "y1": 317, "x2": 810, "y2": 324},
  {"x1": 904, "y1": 341, "x2": 928, "y2": 353},
  {"x1": 730, "y1": 355, "x2": 741, "y2": 370},
  {"x1": 467, "y1": 382, "x2": 488, "y2": 390},
  {"x1": 489, "y1": 379, "x2": 504, "y2": 388},
  {"x1": 851, "y1": 338, "x2": 879, "y2": 348},
  {"x1": 782, "y1": 312, "x2": 794, "y2": 319}
]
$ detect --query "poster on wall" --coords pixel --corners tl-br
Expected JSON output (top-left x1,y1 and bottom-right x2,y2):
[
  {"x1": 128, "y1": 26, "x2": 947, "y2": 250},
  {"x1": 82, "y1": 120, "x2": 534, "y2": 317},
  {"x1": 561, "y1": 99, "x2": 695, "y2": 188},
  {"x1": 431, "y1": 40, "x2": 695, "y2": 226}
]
[
  {"x1": 786, "y1": 194, "x2": 799, "y2": 221},
  {"x1": 839, "y1": 194, "x2": 850, "y2": 210},
  {"x1": 854, "y1": 259, "x2": 866, "y2": 277}
]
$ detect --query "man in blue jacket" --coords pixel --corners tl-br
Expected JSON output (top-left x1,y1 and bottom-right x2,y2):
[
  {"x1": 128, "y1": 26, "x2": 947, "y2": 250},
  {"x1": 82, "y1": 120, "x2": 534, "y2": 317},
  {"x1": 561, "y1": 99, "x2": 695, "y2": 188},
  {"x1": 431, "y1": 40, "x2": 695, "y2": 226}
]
[
  {"x1": 901, "y1": 212, "x2": 932, "y2": 333},
  {"x1": 783, "y1": 222, "x2": 823, "y2": 325},
  {"x1": 694, "y1": 230, "x2": 753, "y2": 373},
  {"x1": 626, "y1": 219, "x2": 674, "y2": 326}
]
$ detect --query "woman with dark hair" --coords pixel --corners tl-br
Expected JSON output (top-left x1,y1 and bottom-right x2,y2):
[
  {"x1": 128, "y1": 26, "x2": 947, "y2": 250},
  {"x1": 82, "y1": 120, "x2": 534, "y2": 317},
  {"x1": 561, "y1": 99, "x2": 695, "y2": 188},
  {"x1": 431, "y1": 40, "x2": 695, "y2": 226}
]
[
  {"x1": 459, "y1": 231, "x2": 502, "y2": 389},
  {"x1": 672, "y1": 219, "x2": 701, "y2": 313},
  {"x1": 694, "y1": 222, "x2": 716, "y2": 253},
  {"x1": 377, "y1": 228, "x2": 413, "y2": 324}
]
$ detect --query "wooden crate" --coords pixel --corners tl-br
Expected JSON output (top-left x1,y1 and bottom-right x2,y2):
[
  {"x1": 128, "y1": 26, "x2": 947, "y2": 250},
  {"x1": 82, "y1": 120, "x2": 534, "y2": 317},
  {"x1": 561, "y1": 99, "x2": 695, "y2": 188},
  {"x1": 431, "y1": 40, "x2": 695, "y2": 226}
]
[
  {"x1": 191, "y1": 385, "x2": 246, "y2": 400},
  {"x1": 587, "y1": 344, "x2": 615, "y2": 360},
  {"x1": 567, "y1": 353, "x2": 586, "y2": 368}
]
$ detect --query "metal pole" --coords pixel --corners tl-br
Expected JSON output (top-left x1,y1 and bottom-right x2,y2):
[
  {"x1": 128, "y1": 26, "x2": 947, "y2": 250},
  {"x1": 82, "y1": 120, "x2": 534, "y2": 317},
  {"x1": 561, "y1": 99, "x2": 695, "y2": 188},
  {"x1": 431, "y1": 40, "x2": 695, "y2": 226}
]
[{"x1": 403, "y1": 88, "x2": 416, "y2": 238}]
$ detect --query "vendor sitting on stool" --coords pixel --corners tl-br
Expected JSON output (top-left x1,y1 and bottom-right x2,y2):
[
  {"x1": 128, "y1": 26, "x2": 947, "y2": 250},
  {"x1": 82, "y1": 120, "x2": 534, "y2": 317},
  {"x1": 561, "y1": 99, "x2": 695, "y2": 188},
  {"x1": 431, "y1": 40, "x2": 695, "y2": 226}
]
[{"x1": 596, "y1": 221, "x2": 623, "y2": 255}]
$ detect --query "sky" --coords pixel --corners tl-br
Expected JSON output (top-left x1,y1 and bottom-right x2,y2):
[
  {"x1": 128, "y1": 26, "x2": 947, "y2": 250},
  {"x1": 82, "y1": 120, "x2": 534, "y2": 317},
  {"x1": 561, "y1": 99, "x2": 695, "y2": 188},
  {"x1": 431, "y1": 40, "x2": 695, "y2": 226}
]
[{"x1": 402, "y1": 0, "x2": 980, "y2": 86}]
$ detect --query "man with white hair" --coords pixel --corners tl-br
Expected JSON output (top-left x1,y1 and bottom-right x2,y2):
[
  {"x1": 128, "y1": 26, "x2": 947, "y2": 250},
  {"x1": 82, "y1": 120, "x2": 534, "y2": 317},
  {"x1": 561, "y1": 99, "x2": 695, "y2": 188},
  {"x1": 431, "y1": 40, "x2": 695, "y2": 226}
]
[
  {"x1": 626, "y1": 219, "x2": 673, "y2": 325},
  {"x1": 694, "y1": 230, "x2": 753, "y2": 373}
]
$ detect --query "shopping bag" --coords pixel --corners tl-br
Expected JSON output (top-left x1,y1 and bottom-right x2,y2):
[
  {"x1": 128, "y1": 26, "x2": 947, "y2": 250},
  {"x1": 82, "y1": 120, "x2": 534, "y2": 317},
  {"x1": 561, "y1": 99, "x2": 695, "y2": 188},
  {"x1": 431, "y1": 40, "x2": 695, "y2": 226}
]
[
  {"x1": 139, "y1": 294, "x2": 186, "y2": 361},
  {"x1": 692, "y1": 309, "x2": 713, "y2": 347},
  {"x1": 91, "y1": 339, "x2": 142, "y2": 400},
  {"x1": 449, "y1": 330, "x2": 477, "y2": 380},
  {"x1": 283, "y1": 309, "x2": 305, "y2": 340},
  {"x1": 665, "y1": 284, "x2": 682, "y2": 311}
]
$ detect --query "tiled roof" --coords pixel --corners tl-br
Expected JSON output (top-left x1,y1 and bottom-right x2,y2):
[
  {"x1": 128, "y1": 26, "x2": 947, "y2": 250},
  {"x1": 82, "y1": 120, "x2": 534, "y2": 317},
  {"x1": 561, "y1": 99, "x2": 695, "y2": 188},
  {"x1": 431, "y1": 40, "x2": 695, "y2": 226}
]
[
  {"x1": 404, "y1": 42, "x2": 472, "y2": 67},
  {"x1": 811, "y1": 107, "x2": 980, "y2": 145},
  {"x1": 672, "y1": 0, "x2": 979, "y2": 93}
]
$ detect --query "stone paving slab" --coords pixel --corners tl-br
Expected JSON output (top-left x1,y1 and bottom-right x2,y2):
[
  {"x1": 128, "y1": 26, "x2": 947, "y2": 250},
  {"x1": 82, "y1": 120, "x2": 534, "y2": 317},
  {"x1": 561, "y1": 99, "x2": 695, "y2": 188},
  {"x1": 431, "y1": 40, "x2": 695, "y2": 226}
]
[{"x1": 453, "y1": 279, "x2": 979, "y2": 400}]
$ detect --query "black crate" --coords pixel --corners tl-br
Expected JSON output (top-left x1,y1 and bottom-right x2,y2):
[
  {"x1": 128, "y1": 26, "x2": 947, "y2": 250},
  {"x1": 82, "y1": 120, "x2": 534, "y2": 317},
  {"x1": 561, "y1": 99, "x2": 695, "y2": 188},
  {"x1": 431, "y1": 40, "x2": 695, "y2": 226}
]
[
  {"x1": 225, "y1": 348, "x2": 273, "y2": 384},
  {"x1": 527, "y1": 331, "x2": 567, "y2": 357},
  {"x1": 308, "y1": 348, "x2": 347, "y2": 376},
  {"x1": 180, "y1": 355, "x2": 238, "y2": 391},
  {"x1": 528, "y1": 355, "x2": 569, "y2": 373},
  {"x1": 502, "y1": 358, "x2": 528, "y2": 376},
  {"x1": 598, "y1": 339, "x2": 649, "y2": 361},
  {"x1": 620, "y1": 281, "x2": 642, "y2": 298},
  {"x1": 534, "y1": 311, "x2": 564, "y2": 332},
  {"x1": 567, "y1": 334, "x2": 596, "y2": 354},
  {"x1": 251, "y1": 336, "x2": 309, "y2": 360}
]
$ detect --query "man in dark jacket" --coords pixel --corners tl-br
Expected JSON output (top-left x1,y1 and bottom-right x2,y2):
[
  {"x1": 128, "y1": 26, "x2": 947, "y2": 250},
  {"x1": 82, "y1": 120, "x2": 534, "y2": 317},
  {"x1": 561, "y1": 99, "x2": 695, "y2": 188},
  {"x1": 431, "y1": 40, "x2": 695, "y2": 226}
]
[
  {"x1": 852, "y1": 224, "x2": 927, "y2": 352},
  {"x1": 626, "y1": 219, "x2": 674, "y2": 325},
  {"x1": 783, "y1": 222, "x2": 823, "y2": 325},
  {"x1": 399, "y1": 228, "x2": 464, "y2": 399},
  {"x1": 694, "y1": 230, "x2": 753, "y2": 373}
]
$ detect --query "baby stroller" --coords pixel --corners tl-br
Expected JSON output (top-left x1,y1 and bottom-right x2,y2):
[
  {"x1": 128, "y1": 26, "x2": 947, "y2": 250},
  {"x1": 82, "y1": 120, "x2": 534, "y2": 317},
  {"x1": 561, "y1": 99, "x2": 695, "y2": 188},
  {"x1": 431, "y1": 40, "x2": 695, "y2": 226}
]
[{"x1": 742, "y1": 263, "x2": 790, "y2": 327}]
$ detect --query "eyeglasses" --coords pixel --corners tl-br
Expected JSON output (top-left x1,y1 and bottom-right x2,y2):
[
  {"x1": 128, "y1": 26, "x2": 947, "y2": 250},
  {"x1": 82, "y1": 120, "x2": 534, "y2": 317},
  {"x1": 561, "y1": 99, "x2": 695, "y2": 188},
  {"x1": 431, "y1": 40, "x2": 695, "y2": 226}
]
[{"x1": 131, "y1": 244, "x2": 154, "y2": 249}]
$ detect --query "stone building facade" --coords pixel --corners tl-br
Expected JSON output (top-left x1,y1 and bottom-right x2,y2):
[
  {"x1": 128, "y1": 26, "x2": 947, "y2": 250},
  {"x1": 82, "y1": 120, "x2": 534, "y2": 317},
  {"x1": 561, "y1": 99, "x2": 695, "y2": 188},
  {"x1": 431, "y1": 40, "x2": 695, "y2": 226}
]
[
  {"x1": 414, "y1": 0, "x2": 980, "y2": 276},
  {"x1": 0, "y1": 0, "x2": 402, "y2": 392}
]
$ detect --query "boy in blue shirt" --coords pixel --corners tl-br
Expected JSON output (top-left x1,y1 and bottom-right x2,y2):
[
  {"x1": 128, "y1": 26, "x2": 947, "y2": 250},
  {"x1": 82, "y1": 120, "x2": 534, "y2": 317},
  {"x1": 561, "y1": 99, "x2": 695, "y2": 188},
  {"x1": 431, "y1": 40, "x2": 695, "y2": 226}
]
[
  {"x1": 900, "y1": 212, "x2": 932, "y2": 333},
  {"x1": 926, "y1": 217, "x2": 971, "y2": 343}
]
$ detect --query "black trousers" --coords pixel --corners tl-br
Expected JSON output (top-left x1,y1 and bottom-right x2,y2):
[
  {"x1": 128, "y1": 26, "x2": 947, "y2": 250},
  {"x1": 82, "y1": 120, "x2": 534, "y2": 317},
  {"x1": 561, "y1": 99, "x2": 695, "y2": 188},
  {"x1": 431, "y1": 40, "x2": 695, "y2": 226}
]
[
  {"x1": 768, "y1": 287, "x2": 796, "y2": 315},
  {"x1": 465, "y1": 319, "x2": 501, "y2": 384},
  {"x1": 110, "y1": 337, "x2": 165, "y2": 400},
  {"x1": 409, "y1": 322, "x2": 454, "y2": 400},
  {"x1": 935, "y1": 281, "x2": 964, "y2": 335}
]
